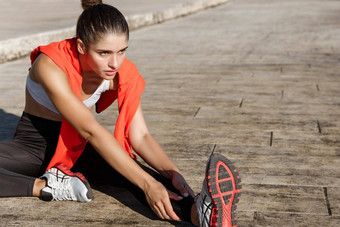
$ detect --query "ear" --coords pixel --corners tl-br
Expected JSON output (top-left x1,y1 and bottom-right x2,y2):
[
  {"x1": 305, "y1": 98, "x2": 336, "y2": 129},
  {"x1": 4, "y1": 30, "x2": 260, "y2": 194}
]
[{"x1": 77, "y1": 38, "x2": 86, "y2": 54}]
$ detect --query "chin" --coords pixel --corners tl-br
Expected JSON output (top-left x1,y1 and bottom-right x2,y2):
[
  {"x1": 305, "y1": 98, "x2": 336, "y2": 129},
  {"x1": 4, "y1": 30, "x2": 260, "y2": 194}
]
[{"x1": 103, "y1": 73, "x2": 116, "y2": 80}]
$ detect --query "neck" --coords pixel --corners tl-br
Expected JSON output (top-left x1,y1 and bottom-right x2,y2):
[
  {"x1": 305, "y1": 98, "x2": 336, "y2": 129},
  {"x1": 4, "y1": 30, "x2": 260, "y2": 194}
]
[
  {"x1": 78, "y1": 52, "x2": 103, "y2": 85},
  {"x1": 78, "y1": 52, "x2": 89, "y2": 72}
]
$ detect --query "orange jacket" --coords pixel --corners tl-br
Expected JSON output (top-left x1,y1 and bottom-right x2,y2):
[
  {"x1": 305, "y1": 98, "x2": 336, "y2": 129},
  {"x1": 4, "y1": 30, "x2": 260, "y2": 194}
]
[{"x1": 30, "y1": 38, "x2": 145, "y2": 170}]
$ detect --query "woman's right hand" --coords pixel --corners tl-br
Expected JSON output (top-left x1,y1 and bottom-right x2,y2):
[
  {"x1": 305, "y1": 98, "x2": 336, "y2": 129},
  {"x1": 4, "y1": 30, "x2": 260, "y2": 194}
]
[{"x1": 144, "y1": 179, "x2": 180, "y2": 221}]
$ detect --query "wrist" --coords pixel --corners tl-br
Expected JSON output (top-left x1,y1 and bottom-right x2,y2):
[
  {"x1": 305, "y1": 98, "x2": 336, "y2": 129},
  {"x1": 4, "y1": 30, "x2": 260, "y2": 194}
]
[
  {"x1": 160, "y1": 168, "x2": 181, "y2": 181},
  {"x1": 141, "y1": 175, "x2": 158, "y2": 192}
]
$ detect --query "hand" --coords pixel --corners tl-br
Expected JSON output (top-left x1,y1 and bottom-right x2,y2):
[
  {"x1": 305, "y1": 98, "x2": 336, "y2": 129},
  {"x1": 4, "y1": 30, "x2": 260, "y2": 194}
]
[
  {"x1": 144, "y1": 179, "x2": 180, "y2": 221},
  {"x1": 171, "y1": 171, "x2": 195, "y2": 198}
]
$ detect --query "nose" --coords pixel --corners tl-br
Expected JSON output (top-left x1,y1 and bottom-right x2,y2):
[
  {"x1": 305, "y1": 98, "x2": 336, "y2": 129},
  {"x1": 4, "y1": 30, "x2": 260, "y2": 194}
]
[{"x1": 108, "y1": 54, "x2": 118, "y2": 69}]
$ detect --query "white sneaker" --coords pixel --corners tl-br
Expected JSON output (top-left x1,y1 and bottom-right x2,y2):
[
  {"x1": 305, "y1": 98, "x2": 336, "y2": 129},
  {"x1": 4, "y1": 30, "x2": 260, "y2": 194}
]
[
  {"x1": 40, "y1": 162, "x2": 93, "y2": 202},
  {"x1": 196, "y1": 154, "x2": 242, "y2": 227}
]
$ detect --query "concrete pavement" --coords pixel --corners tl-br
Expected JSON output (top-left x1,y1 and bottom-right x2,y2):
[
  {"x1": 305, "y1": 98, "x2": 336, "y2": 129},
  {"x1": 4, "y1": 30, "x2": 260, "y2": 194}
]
[
  {"x1": 0, "y1": 0, "x2": 230, "y2": 63},
  {"x1": 1, "y1": 0, "x2": 340, "y2": 226}
]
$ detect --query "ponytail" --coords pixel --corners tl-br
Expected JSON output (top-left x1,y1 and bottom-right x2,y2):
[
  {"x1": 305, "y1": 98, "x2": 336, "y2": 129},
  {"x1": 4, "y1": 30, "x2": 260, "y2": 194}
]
[{"x1": 81, "y1": 0, "x2": 103, "y2": 10}]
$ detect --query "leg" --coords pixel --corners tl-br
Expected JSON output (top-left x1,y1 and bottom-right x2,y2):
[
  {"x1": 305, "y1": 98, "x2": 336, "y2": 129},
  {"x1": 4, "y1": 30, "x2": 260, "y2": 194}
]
[
  {"x1": 191, "y1": 203, "x2": 199, "y2": 226},
  {"x1": 72, "y1": 143, "x2": 195, "y2": 223},
  {"x1": 33, "y1": 178, "x2": 47, "y2": 197},
  {"x1": 0, "y1": 140, "x2": 43, "y2": 197},
  {"x1": 0, "y1": 142, "x2": 45, "y2": 197},
  {"x1": 0, "y1": 112, "x2": 94, "y2": 202},
  {"x1": 0, "y1": 112, "x2": 59, "y2": 197}
]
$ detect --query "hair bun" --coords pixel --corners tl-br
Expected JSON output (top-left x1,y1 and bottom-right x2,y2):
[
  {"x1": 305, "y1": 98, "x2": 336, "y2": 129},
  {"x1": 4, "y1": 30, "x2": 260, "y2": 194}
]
[{"x1": 81, "y1": 0, "x2": 103, "y2": 10}]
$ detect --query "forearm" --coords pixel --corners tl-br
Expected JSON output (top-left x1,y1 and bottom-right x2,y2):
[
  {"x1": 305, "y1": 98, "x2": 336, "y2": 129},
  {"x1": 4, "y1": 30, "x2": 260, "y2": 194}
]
[{"x1": 133, "y1": 133, "x2": 181, "y2": 180}]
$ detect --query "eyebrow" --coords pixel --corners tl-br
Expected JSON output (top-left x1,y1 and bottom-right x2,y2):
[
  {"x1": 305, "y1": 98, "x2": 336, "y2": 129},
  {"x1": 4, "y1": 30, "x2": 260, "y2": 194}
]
[
  {"x1": 97, "y1": 46, "x2": 128, "y2": 53},
  {"x1": 120, "y1": 46, "x2": 128, "y2": 52}
]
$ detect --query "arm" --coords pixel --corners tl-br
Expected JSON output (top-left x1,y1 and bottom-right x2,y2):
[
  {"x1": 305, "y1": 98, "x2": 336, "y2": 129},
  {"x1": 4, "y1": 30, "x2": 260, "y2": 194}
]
[
  {"x1": 128, "y1": 104, "x2": 195, "y2": 198},
  {"x1": 33, "y1": 54, "x2": 179, "y2": 220}
]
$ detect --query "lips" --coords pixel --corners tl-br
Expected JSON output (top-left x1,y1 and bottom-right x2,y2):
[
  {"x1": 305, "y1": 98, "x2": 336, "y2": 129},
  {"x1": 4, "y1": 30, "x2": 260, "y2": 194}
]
[{"x1": 104, "y1": 70, "x2": 117, "y2": 76}]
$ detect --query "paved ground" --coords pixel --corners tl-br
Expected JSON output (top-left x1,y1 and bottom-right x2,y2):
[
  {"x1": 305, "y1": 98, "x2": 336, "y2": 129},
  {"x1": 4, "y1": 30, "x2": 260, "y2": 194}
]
[
  {"x1": 0, "y1": 0, "x2": 340, "y2": 226},
  {"x1": 0, "y1": 0, "x2": 229, "y2": 63},
  {"x1": 0, "y1": 0, "x2": 197, "y2": 41}
]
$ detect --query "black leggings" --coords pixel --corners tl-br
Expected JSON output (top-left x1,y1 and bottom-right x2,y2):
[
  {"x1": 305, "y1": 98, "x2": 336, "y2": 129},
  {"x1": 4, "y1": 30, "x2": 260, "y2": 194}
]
[{"x1": 0, "y1": 112, "x2": 194, "y2": 222}]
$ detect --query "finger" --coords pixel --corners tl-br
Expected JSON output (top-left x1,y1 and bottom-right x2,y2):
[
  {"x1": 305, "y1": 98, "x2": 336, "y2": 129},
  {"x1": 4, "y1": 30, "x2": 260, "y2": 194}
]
[
  {"x1": 185, "y1": 184, "x2": 195, "y2": 197},
  {"x1": 178, "y1": 181, "x2": 195, "y2": 198},
  {"x1": 167, "y1": 190, "x2": 183, "y2": 201},
  {"x1": 177, "y1": 183, "x2": 189, "y2": 198},
  {"x1": 152, "y1": 204, "x2": 165, "y2": 220},
  {"x1": 156, "y1": 202, "x2": 171, "y2": 220},
  {"x1": 164, "y1": 199, "x2": 180, "y2": 221}
]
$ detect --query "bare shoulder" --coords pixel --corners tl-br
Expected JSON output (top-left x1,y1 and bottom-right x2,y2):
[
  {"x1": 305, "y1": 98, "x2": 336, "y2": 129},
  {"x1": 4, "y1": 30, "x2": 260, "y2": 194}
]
[{"x1": 30, "y1": 53, "x2": 66, "y2": 84}]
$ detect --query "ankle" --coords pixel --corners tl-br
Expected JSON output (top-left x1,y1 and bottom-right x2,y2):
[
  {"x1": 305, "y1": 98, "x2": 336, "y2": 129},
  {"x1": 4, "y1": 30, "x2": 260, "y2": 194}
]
[
  {"x1": 33, "y1": 178, "x2": 47, "y2": 197},
  {"x1": 191, "y1": 203, "x2": 199, "y2": 226}
]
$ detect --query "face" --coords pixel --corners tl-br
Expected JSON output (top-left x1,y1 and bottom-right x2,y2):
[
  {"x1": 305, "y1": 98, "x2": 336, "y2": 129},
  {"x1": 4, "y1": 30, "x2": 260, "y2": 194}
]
[{"x1": 78, "y1": 33, "x2": 128, "y2": 80}]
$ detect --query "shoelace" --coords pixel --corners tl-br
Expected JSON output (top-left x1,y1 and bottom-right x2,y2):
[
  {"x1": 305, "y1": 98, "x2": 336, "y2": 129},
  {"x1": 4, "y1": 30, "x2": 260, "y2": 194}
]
[
  {"x1": 195, "y1": 192, "x2": 213, "y2": 226},
  {"x1": 50, "y1": 177, "x2": 74, "y2": 201},
  {"x1": 201, "y1": 194, "x2": 213, "y2": 225}
]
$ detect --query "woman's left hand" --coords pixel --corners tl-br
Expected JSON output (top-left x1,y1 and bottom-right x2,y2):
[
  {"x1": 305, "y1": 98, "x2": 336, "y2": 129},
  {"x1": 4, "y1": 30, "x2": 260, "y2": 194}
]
[{"x1": 171, "y1": 171, "x2": 195, "y2": 198}]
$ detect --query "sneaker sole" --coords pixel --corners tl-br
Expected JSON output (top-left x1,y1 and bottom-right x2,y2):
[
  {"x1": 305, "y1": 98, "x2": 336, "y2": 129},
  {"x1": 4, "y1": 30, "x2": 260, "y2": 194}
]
[
  {"x1": 206, "y1": 154, "x2": 242, "y2": 227},
  {"x1": 53, "y1": 162, "x2": 94, "y2": 201}
]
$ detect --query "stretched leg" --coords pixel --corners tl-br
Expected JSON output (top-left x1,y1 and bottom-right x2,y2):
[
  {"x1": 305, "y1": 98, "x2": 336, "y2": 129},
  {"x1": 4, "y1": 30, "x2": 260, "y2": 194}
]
[
  {"x1": 72, "y1": 143, "x2": 195, "y2": 223},
  {"x1": 72, "y1": 144, "x2": 242, "y2": 225}
]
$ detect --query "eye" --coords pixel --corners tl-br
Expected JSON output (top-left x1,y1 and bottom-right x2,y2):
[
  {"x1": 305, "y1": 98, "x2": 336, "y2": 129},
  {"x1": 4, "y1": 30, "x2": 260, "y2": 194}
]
[
  {"x1": 119, "y1": 47, "x2": 128, "y2": 55},
  {"x1": 98, "y1": 51, "x2": 109, "y2": 56}
]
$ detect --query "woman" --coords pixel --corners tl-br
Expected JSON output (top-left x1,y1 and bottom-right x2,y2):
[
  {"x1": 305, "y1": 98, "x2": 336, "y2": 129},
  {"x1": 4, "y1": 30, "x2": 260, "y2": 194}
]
[{"x1": 0, "y1": 1, "x2": 241, "y2": 226}]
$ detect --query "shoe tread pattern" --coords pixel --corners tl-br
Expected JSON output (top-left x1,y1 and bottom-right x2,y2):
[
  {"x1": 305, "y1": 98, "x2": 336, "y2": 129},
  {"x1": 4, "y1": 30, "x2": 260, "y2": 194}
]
[{"x1": 207, "y1": 154, "x2": 242, "y2": 227}]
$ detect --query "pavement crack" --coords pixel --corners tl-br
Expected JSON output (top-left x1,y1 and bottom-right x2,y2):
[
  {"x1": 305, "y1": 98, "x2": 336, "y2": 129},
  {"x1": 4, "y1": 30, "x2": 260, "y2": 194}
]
[
  {"x1": 239, "y1": 98, "x2": 244, "y2": 108},
  {"x1": 216, "y1": 77, "x2": 221, "y2": 83},
  {"x1": 270, "y1": 131, "x2": 273, "y2": 146},
  {"x1": 210, "y1": 144, "x2": 217, "y2": 156},
  {"x1": 323, "y1": 187, "x2": 332, "y2": 216},
  {"x1": 317, "y1": 120, "x2": 322, "y2": 134},
  {"x1": 193, "y1": 107, "x2": 201, "y2": 117}
]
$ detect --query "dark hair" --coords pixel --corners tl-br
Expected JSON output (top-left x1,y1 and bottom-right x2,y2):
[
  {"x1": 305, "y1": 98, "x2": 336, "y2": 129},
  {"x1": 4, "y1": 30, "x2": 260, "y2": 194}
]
[{"x1": 77, "y1": 0, "x2": 129, "y2": 47}]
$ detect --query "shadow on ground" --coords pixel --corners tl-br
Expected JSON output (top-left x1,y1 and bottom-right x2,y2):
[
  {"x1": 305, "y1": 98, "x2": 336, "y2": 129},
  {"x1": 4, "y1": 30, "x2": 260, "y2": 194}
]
[
  {"x1": 0, "y1": 109, "x2": 19, "y2": 141},
  {"x1": 0, "y1": 109, "x2": 193, "y2": 226},
  {"x1": 91, "y1": 184, "x2": 193, "y2": 226}
]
